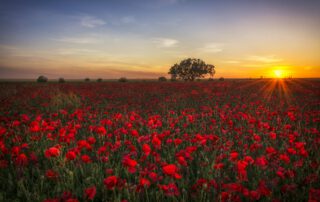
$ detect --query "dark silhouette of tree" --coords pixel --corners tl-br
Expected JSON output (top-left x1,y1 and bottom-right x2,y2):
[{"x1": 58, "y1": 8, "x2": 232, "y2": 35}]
[
  {"x1": 37, "y1": 75, "x2": 48, "y2": 83},
  {"x1": 85, "y1": 78, "x2": 90, "y2": 82},
  {"x1": 59, "y1": 77, "x2": 65, "y2": 83},
  {"x1": 168, "y1": 58, "x2": 215, "y2": 81},
  {"x1": 97, "y1": 78, "x2": 103, "y2": 82},
  {"x1": 118, "y1": 77, "x2": 128, "y2": 82},
  {"x1": 158, "y1": 76, "x2": 167, "y2": 82}
]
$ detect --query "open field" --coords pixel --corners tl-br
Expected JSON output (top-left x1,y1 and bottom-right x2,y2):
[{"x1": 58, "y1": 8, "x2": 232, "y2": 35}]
[{"x1": 0, "y1": 79, "x2": 319, "y2": 201}]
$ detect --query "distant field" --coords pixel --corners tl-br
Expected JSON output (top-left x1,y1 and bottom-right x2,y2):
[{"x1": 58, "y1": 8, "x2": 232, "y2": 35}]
[
  {"x1": 0, "y1": 79, "x2": 319, "y2": 201},
  {"x1": 1, "y1": 78, "x2": 320, "y2": 83}
]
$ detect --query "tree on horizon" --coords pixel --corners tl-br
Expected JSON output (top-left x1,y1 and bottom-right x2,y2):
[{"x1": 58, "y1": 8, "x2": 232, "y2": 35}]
[{"x1": 168, "y1": 58, "x2": 215, "y2": 81}]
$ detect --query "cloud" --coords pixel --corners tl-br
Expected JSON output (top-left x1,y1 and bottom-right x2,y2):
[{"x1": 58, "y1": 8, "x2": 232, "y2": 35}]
[
  {"x1": 57, "y1": 48, "x2": 100, "y2": 55},
  {"x1": 55, "y1": 37, "x2": 99, "y2": 44},
  {"x1": 121, "y1": 16, "x2": 136, "y2": 24},
  {"x1": 161, "y1": 0, "x2": 184, "y2": 4},
  {"x1": 152, "y1": 0, "x2": 186, "y2": 6},
  {"x1": 81, "y1": 16, "x2": 106, "y2": 28},
  {"x1": 200, "y1": 43, "x2": 224, "y2": 53},
  {"x1": 152, "y1": 38, "x2": 179, "y2": 48},
  {"x1": 247, "y1": 55, "x2": 282, "y2": 63}
]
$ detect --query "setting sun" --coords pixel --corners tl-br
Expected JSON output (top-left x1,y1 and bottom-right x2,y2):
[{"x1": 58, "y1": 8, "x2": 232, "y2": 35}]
[{"x1": 274, "y1": 69, "x2": 284, "y2": 78}]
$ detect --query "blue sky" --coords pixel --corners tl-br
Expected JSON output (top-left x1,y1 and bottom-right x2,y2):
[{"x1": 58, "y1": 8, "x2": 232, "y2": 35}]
[{"x1": 0, "y1": 0, "x2": 319, "y2": 79}]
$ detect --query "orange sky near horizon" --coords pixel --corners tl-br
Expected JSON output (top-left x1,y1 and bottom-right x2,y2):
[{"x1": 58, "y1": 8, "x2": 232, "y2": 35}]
[{"x1": 0, "y1": 0, "x2": 319, "y2": 79}]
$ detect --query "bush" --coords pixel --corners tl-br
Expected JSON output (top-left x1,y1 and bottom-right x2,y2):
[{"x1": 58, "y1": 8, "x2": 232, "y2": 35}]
[
  {"x1": 158, "y1": 77, "x2": 167, "y2": 82},
  {"x1": 37, "y1": 75, "x2": 48, "y2": 83},
  {"x1": 208, "y1": 78, "x2": 214, "y2": 81},
  {"x1": 85, "y1": 78, "x2": 90, "y2": 82},
  {"x1": 58, "y1": 78, "x2": 65, "y2": 83},
  {"x1": 219, "y1": 77, "x2": 225, "y2": 81},
  {"x1": 97, "y1": 78, "x2": 103, "y2": 82},
  {"x1": 118, "y1": 77, "x2": 128, "y2": 82}
]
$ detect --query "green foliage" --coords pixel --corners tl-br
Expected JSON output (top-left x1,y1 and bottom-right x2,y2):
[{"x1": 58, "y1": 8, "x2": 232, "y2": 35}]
[
  {"x1": 158, "y1": 76, "x2": 167, "y2": 82},
  {"x1": 37, "y1": 75, "x2": 48, "y2": 83},
  {"x1": 118, "y1": 77, "x2": 128, "y2": 82},
  {"x1": 168, "y1": 58, "x2": 215, "y2": 81},
  {"x1": 58, "y1": 78, "x2": 65, "y2": 83}
]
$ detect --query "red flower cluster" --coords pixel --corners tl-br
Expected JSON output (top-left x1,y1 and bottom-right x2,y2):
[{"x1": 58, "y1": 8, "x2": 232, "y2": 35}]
[{"x1": 0, "y1": 80, "x2": 319, "y2": 201}]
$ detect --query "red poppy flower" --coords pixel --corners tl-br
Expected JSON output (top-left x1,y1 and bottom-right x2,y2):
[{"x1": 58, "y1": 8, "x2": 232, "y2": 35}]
[
  {"x1": 44, "y1": 147, "x2": 60, "y2": 158},
  {"x1": 122, "y1": 156, "x2": 138, "y2": 173},
  {"x1": 66, "y1": 151, "x2": 77, "y2": 161},
  {"x1": 159, "y1": 183, "x2": 180, "y2": 196},
  {"x1": 162, "y1": 164, "x2": 181, "y2": 179},
  {"x1": 131, "y1": 129, "x2": 139, "y2": 137},
  {"x1": 229, "y1": 151, "x2": 239, "y2": 161},
  {"x1": 96, "y1": 126, "x2": 106, "y2": 136},
  {"x1": 213, "y1": 163, "x2": 224, "y2": 169},
  {"x1": 15, "y1": 153, "x2": 28, "y2": 166},
  {"x1": 142, "y1": 144, "x2": 151, "y2": 156},
  {"x1": 279, "y1": 154, "x2": 290, "y2": 164},
  {"x1": 104, "y1": 176, "x2": 118, "y2": 190},
  {"x1": 269, "y1": 132, "x2": 277, "y2": 140},
  {"x1": 139, "y1": 178, "x2": 151, "y2": 188},
  {"x1": 81, "y1": 155, "x2": 92, "y2": 163},
  {"x1": 87, "y1": 137, "x2": 96, "y2": 144},
  {"x1": 163, "y1": 164, "x2": 177, "y2": 175},
  {"x1": 255, "y1": 156, "x2": 268, "y2": 167},
  {"x1": 45, "y1": 169, "x2": 58, "y2": 179},
  {"x1": 152, "y1": 136, "x2": 161, "y2": 149},
  {"x1": 84, "y1": 186, "x2": 96, "y2": 200},
  {"x1": 177, "y1": 156, "x2": 187, "y2": 166},
  {"x1": 149, "y1": 172, "x2": 158, "y2": 182}
]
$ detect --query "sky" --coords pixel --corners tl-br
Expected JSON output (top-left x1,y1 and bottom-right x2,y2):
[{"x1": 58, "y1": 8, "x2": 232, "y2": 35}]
[{"x1": 0, "y1": 0, "x2": 319, "y2": 79}]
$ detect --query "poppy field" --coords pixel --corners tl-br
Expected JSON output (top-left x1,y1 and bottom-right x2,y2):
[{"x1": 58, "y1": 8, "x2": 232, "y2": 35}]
[{"x1": 0, "y1": 79, "x2": 319, "y2": 202}]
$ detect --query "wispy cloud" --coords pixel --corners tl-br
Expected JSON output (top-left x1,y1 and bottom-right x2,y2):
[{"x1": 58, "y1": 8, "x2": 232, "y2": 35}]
[
  {"x1": 57, "y1": 48, "x2": 100, "y2": 55},
  {"x1": 80, "y1": 16, "x2": 106, "y2": 28},
  {"x1": 152, "y1": 38, "x2": 179, "y2": 48},
  {"x1": 152, "y1": 0, "x2": 186, "y2": 6},
  {"x1": 121, "y1": 16, "x2": 136, "y2": 24},
  {"x1": 55, "y1": 37, "x2": 100, "y2": 44},
  {"x1": 162, "y1": 0, "x2": 185, "y2": 4},
  {"x1": 247, "y1": 55, "x2": 282, "y2": 63},
  {"x1": 200, "y1": 43, "x2": 224, "y2": 53}
]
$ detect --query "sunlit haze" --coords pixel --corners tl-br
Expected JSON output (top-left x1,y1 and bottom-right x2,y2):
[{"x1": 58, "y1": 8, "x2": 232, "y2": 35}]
[{"x1": 0, "y1": 0, "x2": 319, "y2": 79}]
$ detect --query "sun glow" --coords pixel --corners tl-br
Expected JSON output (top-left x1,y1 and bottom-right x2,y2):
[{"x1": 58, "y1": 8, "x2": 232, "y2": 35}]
[{"x1": 273, "y1": 69, "x2": 284, "y2": 78}]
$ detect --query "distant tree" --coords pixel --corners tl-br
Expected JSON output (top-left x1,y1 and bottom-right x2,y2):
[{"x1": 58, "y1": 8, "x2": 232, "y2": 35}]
[
  {"x1": 168, "y1": 58, "x2": 215, "y2": 81},
  {"x1": 118, "y1": 77, "x2": 128, "y2": 82},
  {"x1": 158, "y1": 76, "x2": 167, "y2": 82},
  {"x1": 219, "y1": 77, "x2": 225, "y2": 81},
  {"x1": 85, "y1": 78, "x2": 90, "y2": 82},
  {"x1": 37, "y1": 75, "x2": 48, "y2": 83},
  {"x1": 97, "y1": 78, "x2": 103, "y2": 82},
  {"x1": 58, "y1": 77, "x2": 65, "y2": 83},
  {"x1": 208, "y1": 78, "x2": 214, "y2": 81}
]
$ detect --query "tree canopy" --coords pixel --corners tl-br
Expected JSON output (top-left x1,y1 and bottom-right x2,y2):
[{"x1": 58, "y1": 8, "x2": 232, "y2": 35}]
[{"x1": 168, "y1": 58, "x2": 215, "y2": 81}]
